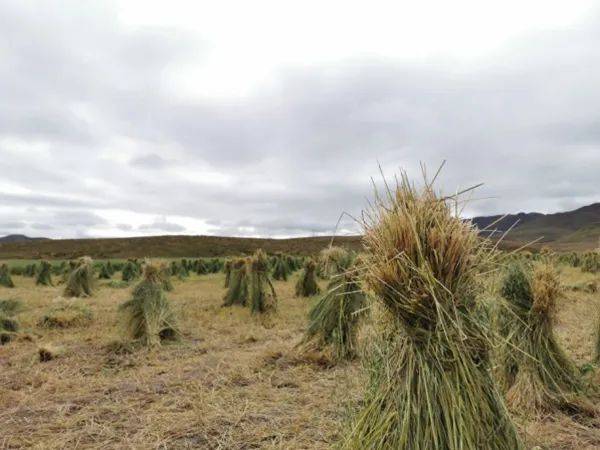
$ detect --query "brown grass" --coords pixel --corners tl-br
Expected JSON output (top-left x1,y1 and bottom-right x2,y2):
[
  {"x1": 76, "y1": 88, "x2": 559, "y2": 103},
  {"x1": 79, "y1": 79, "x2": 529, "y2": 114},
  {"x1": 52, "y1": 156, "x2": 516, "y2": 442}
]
[{"x1": 0, "y1": 265, "x2": 599, "y2": 448}]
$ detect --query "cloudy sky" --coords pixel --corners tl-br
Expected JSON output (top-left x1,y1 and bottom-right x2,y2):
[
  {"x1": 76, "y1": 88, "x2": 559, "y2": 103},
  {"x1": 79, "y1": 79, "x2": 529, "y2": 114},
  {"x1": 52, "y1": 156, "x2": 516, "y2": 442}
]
[{"x1": 1, "y1": 0, "x2": 599, "y2": 239}]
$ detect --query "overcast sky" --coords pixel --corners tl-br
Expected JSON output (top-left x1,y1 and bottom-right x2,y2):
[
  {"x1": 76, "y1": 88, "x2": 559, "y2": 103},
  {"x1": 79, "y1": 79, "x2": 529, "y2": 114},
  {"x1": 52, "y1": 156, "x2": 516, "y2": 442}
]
[{"x1": 1, "y1": 0, "x2": 599, "y2": 239}]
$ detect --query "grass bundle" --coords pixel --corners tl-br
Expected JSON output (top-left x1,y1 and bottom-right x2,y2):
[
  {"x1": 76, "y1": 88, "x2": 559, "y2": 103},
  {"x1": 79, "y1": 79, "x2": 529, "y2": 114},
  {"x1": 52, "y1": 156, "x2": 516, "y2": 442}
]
[
  {"x1": 52, "y1": 261, "x2": 67, "y2": 276},
  {"x1": 0, "y1": 299, "x2": 21, "y2": 344},
  {"x1": 0, "y1": 263, "x2": 15, "y2": 288},
  {"x1": 341, "y1": 171, "x2": 522, "y2": 449},
  {"x1": 301, "y1": 258, "x2": 365, "y2": 360},
  {"x1": 63, "y1": 257, "x2": 95, "y2": 297},
  {"x1": 195, "y1": 259, "x2": 208, "y2": 275},
  {"x1": 39, "y1": 300, "x2": 93, "y2": 328},
  {"x1": 295, "y1": 258, "x2": 321, "y2": 297},
  {"x1": 177, "y1": 262, "x2": 189, "y2": 280},
  {"x1": 209, "y1": 258, "x2": 223, "y2": 273},
  {"x1": 159, "y1": 263, "x2": 174, "y2": 291},
  {"x1": 98, "y1": 263, "x2": 112, "y2": 279},
  {"x1": 122, "y1": 260, "x2": 141, "y2": 282},
  {"x1": 223, "y1": 258, "x2": 249, "y2": 306},
  {"x1": 35, "y1": 260, "x2": 53, "y2": 286},
  {"x1": 248, "y1": 250, "x2": 277, "y2": 315},
  {"x1": 24, "y1": 263, "x2": 38, "y2": 277},
  {"x1": 271, "y1": 254, "x2": 289, "y2": 281},
  {"x1": 223, "y1": 260, "x2": 232, "y2": 288},
  {"x1": 318, "y1": 246, "x2": 350, "y2": 277},
  {"x1": 119, "y1": 262, "x2": 180, "y2": 347},
  {"x1": 582, "y1": 252, "x2": 600, "y2": 273},
  {"x1": 498, "y1": 262, "x2": 587, "y2": 414}
]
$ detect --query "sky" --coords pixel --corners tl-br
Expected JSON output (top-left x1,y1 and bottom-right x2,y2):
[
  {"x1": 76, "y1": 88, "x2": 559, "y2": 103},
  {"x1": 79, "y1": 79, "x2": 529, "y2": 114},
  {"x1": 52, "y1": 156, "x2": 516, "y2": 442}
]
[{"x1": 1, "y1": 0, "x2": 599, "y2": 239}]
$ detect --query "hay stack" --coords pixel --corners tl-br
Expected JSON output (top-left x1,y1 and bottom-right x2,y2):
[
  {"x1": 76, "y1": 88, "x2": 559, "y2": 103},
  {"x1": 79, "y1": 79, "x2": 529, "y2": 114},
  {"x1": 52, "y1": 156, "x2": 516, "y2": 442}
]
[
  {"x1": 318, "y1": 246, "x2": 349, "y2": 277},
  {"x1": 271, "y1": 254, "x2": 289, "y2": 281},
  {"x1": 35, "y1": 260, "x2": 53, "y2": 286},
  {"x1": 223, "y1": 260, "x2": 233, "y2": 288},
  {"x1": 38, "y1": 300, "x2": 93, "y2": 328},
  {"x1": 122, "y1": 260, "x2": 141, "y2": 282},
  {"x1": 195, "y1": 259, "x2": 208, "y2": 275},
  {"x1": 342, "y1": 172, "x2": 522, "y2": 449},
  {"x1": 63, "y1": 257, "x2": 95, "y2": 297},
  {"x1": 119, "y1": 262, "x2": 179, "y2": 347},
  {"x1": 295, "y1": 258, "x2": 321, "y2": 297},
  {"x1": 499, "y1": 262, "x2": 587, "y2": 413},
  {"x1": 159, "y1": 263, "x2": 174, "y2": 292},
  {"x1": 98, "y1": 263, "x2": 112, "y2": 279},
  {"x1": 0, "y1": 299, "x2": 20, "y2": 345},
  {"x1": 248, "y1": 249, "x2": 277, "y2": 315},
  {"x1": 302, "y1": 257, "x2": 365, "y2": 360},
  {"x1": 223, "y1": 258, "x2": 249, "y2": 306},
  {"x1": 0, "y1": 264, "x2": 15, "y2": 288}
]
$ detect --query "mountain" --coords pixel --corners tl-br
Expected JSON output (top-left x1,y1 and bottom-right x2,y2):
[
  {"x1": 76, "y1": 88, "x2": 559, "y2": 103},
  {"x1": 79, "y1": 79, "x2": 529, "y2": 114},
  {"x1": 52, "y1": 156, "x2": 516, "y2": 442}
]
[
  {"x1": 0, "y1": 234, "x2": 49, "y2": 243},
  {"x1": 471, "y1": 203, "x2": 600, "y2": 251}
]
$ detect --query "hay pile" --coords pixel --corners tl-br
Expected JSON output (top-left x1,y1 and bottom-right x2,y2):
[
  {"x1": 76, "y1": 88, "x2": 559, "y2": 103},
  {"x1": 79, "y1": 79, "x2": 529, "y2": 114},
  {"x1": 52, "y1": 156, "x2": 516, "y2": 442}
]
[
  {"x1": 318, "y1": 246, "x2": 349, "y2": 277},
  {"x1": 302, "y1": 257, "x2": 366, "y2": 360},
  {"x1": 159, "y1": 263, "x2": 174, "y2": 292},
  {"x1": 295, "y1": 258, "x2": 321, "y2": 297},
  {"x1": 38, "y1": 299, "x2": 93, "y2": 328},
  {"x1": 119, "y1": 262, "x2": 179, "y2": 347},
  {"x1": 98, "y1": 263, "x2": 112, "y2": 280},
  {"x1": 498, "y1": 262, "x2": 588, "y2": 414},
  {"x1": 35, "y1": 260, "x2": 53, "y2": 286},
  {"x1": 63, "y1": 257, "x2": 95, "y2": 297},
  {"x1": 223, "y1": 258, "x2": 249, "y2": 306},
  {"x1": 341, "y1": 172, "x2": 522, "y2": 449},
  {"x1": 0, "y1": 263, "x2": 15, "y2": 288},
  {"x1": 122, "y1": 260, "x2": 141, "y2": 282},
  {"x1": 248, "y1": 249, "x2": 277, "y2": 315}
]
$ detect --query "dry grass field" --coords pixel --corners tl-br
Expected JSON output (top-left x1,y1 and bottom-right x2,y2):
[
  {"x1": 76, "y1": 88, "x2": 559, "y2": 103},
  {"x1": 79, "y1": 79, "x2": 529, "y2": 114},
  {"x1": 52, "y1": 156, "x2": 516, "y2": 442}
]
[{"x1": 1, "y1": 262, "x2": 600, "y2": 449}]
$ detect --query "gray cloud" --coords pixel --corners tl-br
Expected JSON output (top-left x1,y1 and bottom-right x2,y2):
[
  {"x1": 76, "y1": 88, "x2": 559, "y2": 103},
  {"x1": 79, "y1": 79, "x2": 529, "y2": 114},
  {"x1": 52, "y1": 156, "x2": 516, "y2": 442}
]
[{"x1": 0, "y1": 1, "x2": 599, "y2": 239}]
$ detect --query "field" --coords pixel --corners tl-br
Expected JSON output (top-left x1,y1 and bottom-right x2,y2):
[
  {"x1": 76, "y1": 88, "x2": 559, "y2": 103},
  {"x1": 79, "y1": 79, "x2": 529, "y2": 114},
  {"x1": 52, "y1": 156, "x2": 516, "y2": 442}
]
[{"x1": 1, "y1": 260, "x2": 600, "y2": 449}]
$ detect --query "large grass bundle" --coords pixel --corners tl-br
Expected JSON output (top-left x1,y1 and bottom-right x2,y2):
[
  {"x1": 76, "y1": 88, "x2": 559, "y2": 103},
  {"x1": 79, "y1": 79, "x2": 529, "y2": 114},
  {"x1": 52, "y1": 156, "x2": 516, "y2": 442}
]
[
  {"x1": 119, "y1": 262, "x2": 179, "y2": 347},
  {"x1": 341, "y1": 172, "x2": 522, "y2": 449},
  {"x1": 498, "y1": 262, "x2": 586, "y2": 413},
  {"x1": 24, "y1": 263, "x2": 38, "y2": 277},
  {"x1": 195, "y1": 258, "x2": 208, "y2": 275},
  {"x1": 302, "y1": 257, "x2": 366, "y2": 360},
  {"x1": 0, "y1": 264, "x2": 15, "y2": 288},
  {"x1": 295, "y1": 258, "x2": 321, "y2": 297},
  {"x1": 63, "y1": 257, "x2": 95, "y2": 297},
  {"x1": 223, "y1": 258, "x2": 249, "y2": 306},
  {"x1": 159, "y1": 263, "x2": 174, "y2": 292},
  {"x1": 35, "y1": 260, "x2": 53, "y2": 286},
  {"x1": 271, "y1": 253, "x2": 289, "y2": 281},
  {"x1": 248, "y1": 250, "x2": 277, "y2": 315}
]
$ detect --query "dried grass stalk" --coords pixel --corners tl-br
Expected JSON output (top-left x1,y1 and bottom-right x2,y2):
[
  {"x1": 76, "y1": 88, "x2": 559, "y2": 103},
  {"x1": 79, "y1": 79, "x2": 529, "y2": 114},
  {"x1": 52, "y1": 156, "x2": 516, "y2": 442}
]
[{"x1": 341, "y1": 171, "x2": 522, "y2": 449}]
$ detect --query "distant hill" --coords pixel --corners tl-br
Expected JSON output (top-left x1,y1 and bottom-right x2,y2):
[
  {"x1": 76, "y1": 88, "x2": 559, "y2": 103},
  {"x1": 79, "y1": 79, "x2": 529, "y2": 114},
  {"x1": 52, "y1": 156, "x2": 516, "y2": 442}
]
[
  {"x1": 0, "y1": 202, "x2": 598, "y2": 259},
  {"x1": 471, "y1": 203, "x2": 600, "y2": 251},
  {"x1": 0, "y1": 234, "x2": 362, "y2": 260},
  {"x1": 0, "y1": 234, "x2": 49, "y2": 243}
]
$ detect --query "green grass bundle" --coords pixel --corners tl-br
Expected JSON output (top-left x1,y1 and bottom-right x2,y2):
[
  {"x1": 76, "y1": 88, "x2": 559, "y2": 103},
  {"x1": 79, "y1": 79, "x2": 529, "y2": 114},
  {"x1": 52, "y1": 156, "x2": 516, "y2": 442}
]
[
  {"x1": 38, "y1": 300, "x2": 93, "y2": 328},
  {"x1": 0, "y1": 264, "x2": 15, "y2": 288},
  {"x1": 295, "y1": 258, "x2": 320, "y2": 297},
  {"x1": 223, "y1": 260, "x2": 232, "y2": 288},
  {"x1": 170, "y1": 260, "x2": 179, "y2": 276},
  {"x1": 177, "y1": 262, "x2": 189, "y2": 280},
  {"x1": 119, "y1": 262, "x2": 180, "y2": 347},
  {"x1": 209, "y1": 258, "x2": 223, "y2": 273},
  {"x1": 341, "y1": 172, "x2": 522, "y2": 450},
  {"x1": 52, "y1": 261, "x2": 67, "y2": 276},
  {"x1": 35, "y1": 261, "x2": 53, "y2": 286},
  {"x1": 195, "y1": 259, "x2": 208, "y2": 275},
  {"x1": 271, "y1": 254, "x2": 289, "y2": 281},
  {"x1": 98, "y1": 263, "x2": 112, "y2": 279},
  {"x1": 24, "y1": 263, "x2": 38, "y2": 277},
  {"x1": 248, "y1": 250, "x2": 277, "y2": 315},
  {"x1": 223, "y1": 258, "x2": 249, "y2": 306},
  {"x1": 582, "y1": 252, "x2": 600, "y2": 273},
  {"x1": 63, "y1": 257, "x2": 95, "y2": 297},
  {"x1": 498, "y1": 262, "x2": 587, "y2": 414},
  {"x1": 159, "y1": 263, "x2": 174, "y2": 291},
  {"x1": 122, "y1": 261, "x2": 141, "y2": 282},
  {"x1": 302, "y1": 259, "x2": 365, "y2": 360}
]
